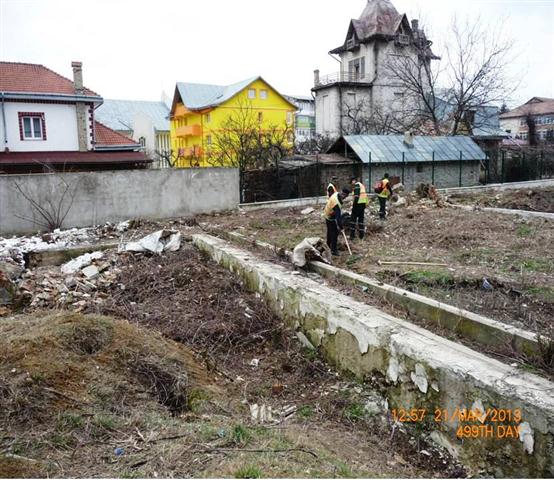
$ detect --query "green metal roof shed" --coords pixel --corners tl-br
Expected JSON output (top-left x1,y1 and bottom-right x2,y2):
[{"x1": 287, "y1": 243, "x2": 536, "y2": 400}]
[{"x1": 328, "y1": 135, "x2": 487, "y2": 163}]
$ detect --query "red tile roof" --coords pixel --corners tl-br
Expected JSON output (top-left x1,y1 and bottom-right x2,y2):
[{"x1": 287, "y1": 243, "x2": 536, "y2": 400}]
[
  {"x1": 94, "y1": 121, "x2": 139, "y2": 147},
  {"x1": 0, "y1": 151, "x2": 149, "y2": 166},
  {"x1": 0, "y1": 61, "x2": 99, "y2": 97},
  {"x1": 500, "y1": 97, "x2": 554, "y2": 119}
]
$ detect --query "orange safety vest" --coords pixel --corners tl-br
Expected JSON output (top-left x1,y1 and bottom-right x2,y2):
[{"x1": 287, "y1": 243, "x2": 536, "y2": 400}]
[
  {"x1": 327, "y1": 183, "x2": 337, "y2": 197},
  {"x1": 324, "y1": 192, "x2": 342, "y2": 220},
  {"x1": 355, "y1": 182, "x2": 369, "y2": 205}
]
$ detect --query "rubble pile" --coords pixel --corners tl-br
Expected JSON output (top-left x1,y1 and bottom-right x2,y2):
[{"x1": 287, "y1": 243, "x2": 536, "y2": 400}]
[{"x1": 18, "y1": 250, "x2": 121, "y2": 312}]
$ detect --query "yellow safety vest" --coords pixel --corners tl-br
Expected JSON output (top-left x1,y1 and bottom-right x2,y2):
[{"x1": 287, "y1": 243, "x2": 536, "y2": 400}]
[
  {"x1": 378, "y1": 178, "x2": 391, "y2": 199},
  {"x1": 324, "y1": 192, "x2": 342, "y2": 220},
  {"x1": 355, "y1": 182, "x2": 369, "y2": 205}
]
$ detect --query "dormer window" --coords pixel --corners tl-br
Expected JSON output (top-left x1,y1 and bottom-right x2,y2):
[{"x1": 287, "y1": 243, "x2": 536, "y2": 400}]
[{"x1": 346, "y1": 36, "x2": 356, "y2": 49}]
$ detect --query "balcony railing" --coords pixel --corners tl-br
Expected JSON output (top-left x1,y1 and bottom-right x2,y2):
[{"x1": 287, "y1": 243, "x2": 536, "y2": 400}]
[
  {"x1": 315, "y1": 71, "x2": 373, "y2": 87},
  {"x1": 176, "y1": 124, "x2": 202, "y2": 138}
]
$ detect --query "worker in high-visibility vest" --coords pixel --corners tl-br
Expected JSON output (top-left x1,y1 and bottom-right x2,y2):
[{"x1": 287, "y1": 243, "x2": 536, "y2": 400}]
[
  {"x1": 350, "y1": 177, "x2": 369, "y2": 240},
  {"x1": 324, "y1": 188, "x2": 350, "y2": 256},
  {"x1": 376, "y1": 173, "x2": 392, "y2": 220},
  {"x1": 327, "y1": 178, "x2": 338, "y2": 198}
]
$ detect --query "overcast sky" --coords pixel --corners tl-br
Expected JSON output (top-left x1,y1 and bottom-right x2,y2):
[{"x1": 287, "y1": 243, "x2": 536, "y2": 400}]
[{"x1": 1, "y1": 0, "x2": 553, "y2": 107}]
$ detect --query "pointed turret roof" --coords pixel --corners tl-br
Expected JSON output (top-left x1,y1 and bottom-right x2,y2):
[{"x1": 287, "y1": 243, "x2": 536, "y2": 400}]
[{"x1": 354, "y1": 0, "x2": 403, "y2": 39}]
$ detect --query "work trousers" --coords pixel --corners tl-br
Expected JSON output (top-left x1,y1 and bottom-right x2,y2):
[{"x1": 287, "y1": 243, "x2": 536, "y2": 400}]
[
  {"x1": 326, "y1": 219, "x2": 339, "y2": 254},
  {"x1": 378, "y1": 196, "x2": 387, "y2": 220},
  {"x1": 350, "y1": 204, "x2": 366, "y2": 239}
]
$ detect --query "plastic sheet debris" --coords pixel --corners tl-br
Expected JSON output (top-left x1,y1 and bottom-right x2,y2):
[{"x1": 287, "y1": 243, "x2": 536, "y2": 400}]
[{"x1": 121, "y1": 230, "x2": 182, "y2": 254}]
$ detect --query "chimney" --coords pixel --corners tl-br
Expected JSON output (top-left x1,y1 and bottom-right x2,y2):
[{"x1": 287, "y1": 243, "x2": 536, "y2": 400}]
[
  {"x1": 314, "y1": 69, "x2": 320, "y2": 86},
  {"x1": 411, "y1": 19, "x2": 419, "y2": 33},
  {"x1": 72, "y1": 61, "x2": 84, "y2": 94},
  {"x1": 403, "y1": 130, "x2": 414, "y2": 148},
  {"x1": 72, "y1": 61, "x2": 88, "y2": 151}
]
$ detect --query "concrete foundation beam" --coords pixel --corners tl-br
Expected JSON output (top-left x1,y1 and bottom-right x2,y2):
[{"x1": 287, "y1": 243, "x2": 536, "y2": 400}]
[
  {"x1": 193, "y1": 233, "x2": 554, "y2": 478},
  {"x1": 452, "y1": 204, "x2": 554, "y2": 220},
  {"x1": 440, "y1": 179, "x2": 554, "y2": 196}
]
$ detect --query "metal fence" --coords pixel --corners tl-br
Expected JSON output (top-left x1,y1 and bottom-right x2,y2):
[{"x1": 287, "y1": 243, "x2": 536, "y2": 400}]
[{"x1": 483, "y1": 148, "x2": 554, "y2": 184}]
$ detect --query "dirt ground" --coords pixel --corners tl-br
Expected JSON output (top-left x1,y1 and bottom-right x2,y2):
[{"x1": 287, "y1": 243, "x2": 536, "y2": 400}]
[
  {"x1": 450, "y1": 187, "x2": 554, "y2": 213},
  {"x1": 199, "y1": 197, "x2": 554, "y2": 339},
  {"x1": 0, "y1": 246, "x2": 465, "y2": 479}
]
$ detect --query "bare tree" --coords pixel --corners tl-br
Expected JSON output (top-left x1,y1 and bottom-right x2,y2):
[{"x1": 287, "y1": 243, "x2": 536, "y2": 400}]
[
  {"x1": 386, "y1": 16, "x2": 519, "y2": 136},
  {"x1": 207, "y1": 98, "x2": 294, "y2": 193},
  {"x1": 295, "y1": 133, "x2": 335, "y2": 155},
  {"x1": 342, "y1": 98, "x2": 405, "y2": 135},
  {"x1": 12, "y1": 164, "x2": 82, "y2": 232}
]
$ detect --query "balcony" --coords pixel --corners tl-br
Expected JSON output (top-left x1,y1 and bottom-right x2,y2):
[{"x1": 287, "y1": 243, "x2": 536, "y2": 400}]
[
  {"x1": 177, "y1": 146, "x2": 203, "y2": 158},
  {"x1": 314, "y1": 71, "x2": 373, "y2": 88},
  {"x1": 176, "y1": 124, "x2": 202, "y2": 138}
]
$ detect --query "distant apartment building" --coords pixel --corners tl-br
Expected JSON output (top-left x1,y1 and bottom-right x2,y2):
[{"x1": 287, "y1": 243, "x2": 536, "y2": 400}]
[
  {"x1": 500, "y1": 97, "x2": 554, "y2": 143},
  {"x1": 284, "y1": 95, "x2": 315, "y2": 142},
  {"x1": 169, "y1": 77, "x2": 296, "y2": 167}
]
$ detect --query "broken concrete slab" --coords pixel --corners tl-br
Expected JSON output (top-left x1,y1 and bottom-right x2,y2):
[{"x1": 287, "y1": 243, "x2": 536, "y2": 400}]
[
  {"x1": 193, "y1": 233, "x2": 554, "y2": 478},
  {"x1": 25, "y1": 242, "x2": 118, "y2": 269},
  {"x1": 452, "y1": 203, "x2": 554, "y2": 220}
]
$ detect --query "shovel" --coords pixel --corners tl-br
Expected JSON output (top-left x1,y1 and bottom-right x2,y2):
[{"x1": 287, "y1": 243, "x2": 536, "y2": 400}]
[{"x1": 341, "y1": 231, "x2": 353, "y2": 256}]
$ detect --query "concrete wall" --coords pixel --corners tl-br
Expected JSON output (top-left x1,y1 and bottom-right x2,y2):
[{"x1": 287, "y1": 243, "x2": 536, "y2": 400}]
[
  {"x1": 0, "y1": 168, "x2": 239, "y2": 235},
  {"x1": 194, "y1": 234, "x2": 554, "y2": 478}
]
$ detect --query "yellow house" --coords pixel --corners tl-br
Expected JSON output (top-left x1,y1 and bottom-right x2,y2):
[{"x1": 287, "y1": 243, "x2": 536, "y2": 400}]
[{"x1": 169, "y1": 76, "x2": 297, "y2": 167}]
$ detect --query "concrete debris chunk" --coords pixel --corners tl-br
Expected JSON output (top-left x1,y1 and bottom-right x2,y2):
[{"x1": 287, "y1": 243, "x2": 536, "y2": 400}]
[
  {"x1": 82, "y1": 265, "x2": 100, "y2": 280},
  {"x1": 121, "y1": 230, "x2": 181, "y2": 254},
  {"x1": 61, "y1": 251, "x2": 104, "y2": 275},
  {"x1": 249, "y1": 404, "x2": 274, "y2": 424},
  {"x1": 292, "y1": 237, "x2": 332, "y2": 268},
  {"x1": 0, "y1": 260, "x2": 24, "y2": 281},
  {"x1": 301, "y1": 207, "x2": 315, "y2": 215}
]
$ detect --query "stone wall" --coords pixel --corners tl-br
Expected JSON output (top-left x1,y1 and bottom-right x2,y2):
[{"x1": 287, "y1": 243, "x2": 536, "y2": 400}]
[{"x1": 0, "y1": 168, "x2": 239, "y2": 235}]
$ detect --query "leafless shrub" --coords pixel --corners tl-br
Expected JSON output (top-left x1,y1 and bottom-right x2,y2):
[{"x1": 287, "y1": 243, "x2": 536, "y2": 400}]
[{"x1": 12, "y1": 165, "x2": 81, "y2": 232}]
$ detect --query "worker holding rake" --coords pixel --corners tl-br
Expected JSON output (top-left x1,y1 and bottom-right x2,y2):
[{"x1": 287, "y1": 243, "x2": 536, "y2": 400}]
[{"x1": 324, "y1": 188, "x2": 350, "y2": 256}]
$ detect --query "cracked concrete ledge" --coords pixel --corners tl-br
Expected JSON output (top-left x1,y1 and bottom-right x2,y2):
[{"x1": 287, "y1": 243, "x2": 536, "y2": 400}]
[
  {"x1": 451, "y1": 203, "x2": 554, "y2": 220},
  {"x1": 307, "y1": 261, "x2": 541, "y2": 358},
  {"x1": 193, "y1": 233, "x2": 554, "y2": 478},
  {"x1": 217, "y1": 229, "x2": 540, "y2": 359}
]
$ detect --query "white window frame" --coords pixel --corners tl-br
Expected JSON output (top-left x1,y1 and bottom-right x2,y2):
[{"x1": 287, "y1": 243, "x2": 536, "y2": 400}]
[
  {"x1": 206, "y1": 135, "x2": 212, "y2": 146},
  {"x1": 286, "y1": 111, "x2": 293, "y2": 125},
  {"x1": 248, "y1": 88, "x2": 256, "y2": 99},
  {"x1": 260, "y1": 89, "x2": 268, "y2": 100},
  {"x1": 22, "y1": 115, "x2": 44, "y2": 140}
]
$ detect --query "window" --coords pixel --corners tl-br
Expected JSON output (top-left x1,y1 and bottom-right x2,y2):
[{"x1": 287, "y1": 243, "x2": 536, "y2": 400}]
[
  {"x1": 394, "y1": 92, "x2": 404, "y2": 99},
  {"x1": 204, "y1": 113, "x2": 211, "y2": 123},
  {"x1": 258, "y1": 112, "x2": 263, "y2": 123},
  {"x1": 248, "y1": 89, "x2": 256, "y2": 99},
  {"x1": 206, "y1": 135, "x2": 212, "y2": 146},
  {"x1": 19, "y1": 112, "x2": 45, "y2": 140},
  {"x1": 139, "y1": 136, "x2": 146, "y2": 148},
  {"x1": 260, "y1": 89, "x2": 268, "y2": 100},
  {"x1": 286, "y1": 111, "x2": 292, "y2": 125},
  {"x1": 348, "y1": 57, "x2": 365, "y2": 80}
]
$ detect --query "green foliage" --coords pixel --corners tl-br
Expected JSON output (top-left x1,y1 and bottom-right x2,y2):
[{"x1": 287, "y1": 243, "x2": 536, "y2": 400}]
[
  {"x1": 335, "y1": 461, "x2": 354, "y2": 478},
  {"x1": 343, "y1": 403, "x2": 366, "y2": 422},
  {"x1": 231, "y1": 424, "x2": 251, "y2": 446},
  {"x1": 516, "y1": 224, "x2": 534, "y2": 237},
  {"x1": 234, "y1": 465, "x2": 262, "y2": 479},
  {"x1": 297, "y1": 405, "x2": 315, "y2": 419}
]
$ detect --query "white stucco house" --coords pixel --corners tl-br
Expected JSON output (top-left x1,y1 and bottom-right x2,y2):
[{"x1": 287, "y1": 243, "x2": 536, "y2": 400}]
[
  {"x1": 284, "y1": 95, "x2": 316, "y2": 142},
  {"x1": 312, "y1": 0, "x2": 438, "y2": 138},
  {"x1": 0, "y1": 61, "x2": 149, "y2": 173}
]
